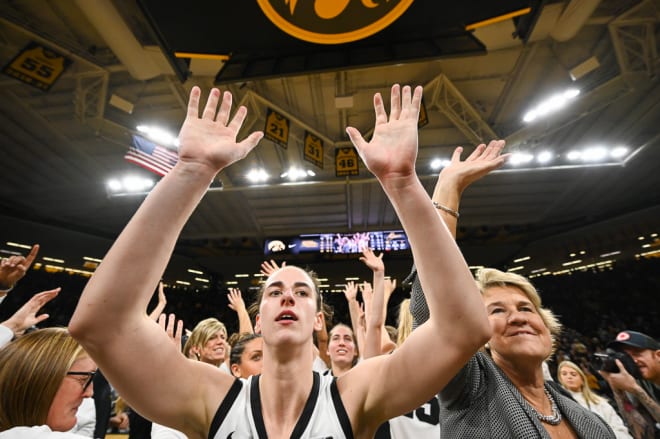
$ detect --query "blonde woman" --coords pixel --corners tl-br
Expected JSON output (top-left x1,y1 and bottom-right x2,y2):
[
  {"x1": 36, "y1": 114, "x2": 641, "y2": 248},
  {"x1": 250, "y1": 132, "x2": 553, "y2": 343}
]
[
  {"x1": 558, "y1": 361, "x2": 633, "y2": 439},
  {"x1": 396, "y1": 298, "x2": 413, "y2": 347},
  {"x1": 182, "y1": 317, "x2": 228, "y2": 369},
  {"x1": 0, "y1": 328, "x2": 96, "y2": 438}
]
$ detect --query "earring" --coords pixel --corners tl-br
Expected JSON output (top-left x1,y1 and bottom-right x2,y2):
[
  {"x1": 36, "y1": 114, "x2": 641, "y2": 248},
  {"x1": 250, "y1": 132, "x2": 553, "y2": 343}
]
[{"x1": 484, "y1": 342, "x2": 490, "y2": 350}]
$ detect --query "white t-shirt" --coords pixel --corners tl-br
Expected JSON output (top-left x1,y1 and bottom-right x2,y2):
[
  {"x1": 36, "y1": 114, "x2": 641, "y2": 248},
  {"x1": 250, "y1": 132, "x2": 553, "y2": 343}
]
[
  {"x1": 69, "y1": 397, "x2": 96, "y2": 437},
  {"x1": 0, "y1": 324, "x2": 13, "y2": 348},
  {"x1": 568, "y1": 390, "x2": 633, "y2": 439},
  {"x1": 0, "y1": 425, "x2": 90, "y2": 438},
  {"x1": 151, "y1": 422, "x2": 188, "y2": 439}
]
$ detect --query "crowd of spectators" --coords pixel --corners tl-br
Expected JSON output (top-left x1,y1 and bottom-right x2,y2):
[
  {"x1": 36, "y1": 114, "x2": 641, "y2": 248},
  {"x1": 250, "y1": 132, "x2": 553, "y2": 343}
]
[{"x1": 1, "y1": 255, "x2": 656, "y2": 377}]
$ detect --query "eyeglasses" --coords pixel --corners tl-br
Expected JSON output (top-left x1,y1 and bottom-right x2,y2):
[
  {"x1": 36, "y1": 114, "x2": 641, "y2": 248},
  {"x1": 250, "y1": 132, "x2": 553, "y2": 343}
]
[{"x1": 66, "y1": 369, "x2": 97, "y2": 392}]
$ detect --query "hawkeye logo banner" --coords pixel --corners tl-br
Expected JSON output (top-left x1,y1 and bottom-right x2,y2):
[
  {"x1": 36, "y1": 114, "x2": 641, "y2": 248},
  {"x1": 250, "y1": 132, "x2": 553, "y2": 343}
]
[{"x1": 257, "y1": 0, "x2": 414, "y2": 44}]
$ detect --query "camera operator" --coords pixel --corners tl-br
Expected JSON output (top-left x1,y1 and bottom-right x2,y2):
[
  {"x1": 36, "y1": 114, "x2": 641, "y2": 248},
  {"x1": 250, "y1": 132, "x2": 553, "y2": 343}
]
[{"x1": 600, "y1": 330, "x2": 660, "y2": 439}]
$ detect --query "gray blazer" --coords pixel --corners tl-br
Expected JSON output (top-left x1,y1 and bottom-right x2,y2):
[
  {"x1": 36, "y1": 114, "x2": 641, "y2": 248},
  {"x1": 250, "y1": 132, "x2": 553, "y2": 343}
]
[{"x1": 439, "y1": 352, "x2": 616, "y2": 438}]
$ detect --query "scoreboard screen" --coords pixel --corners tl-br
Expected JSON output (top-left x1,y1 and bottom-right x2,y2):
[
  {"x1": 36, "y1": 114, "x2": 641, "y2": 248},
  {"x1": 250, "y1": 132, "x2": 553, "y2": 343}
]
[{"x1": 264, "y1": 230, "x2": 409, "y2": 255}]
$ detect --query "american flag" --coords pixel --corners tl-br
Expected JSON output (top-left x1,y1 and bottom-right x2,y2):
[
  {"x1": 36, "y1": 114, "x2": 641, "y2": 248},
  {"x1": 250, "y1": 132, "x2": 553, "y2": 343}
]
[{"x1": 124, "y1": 135, "x2": 178, "y2": 176}]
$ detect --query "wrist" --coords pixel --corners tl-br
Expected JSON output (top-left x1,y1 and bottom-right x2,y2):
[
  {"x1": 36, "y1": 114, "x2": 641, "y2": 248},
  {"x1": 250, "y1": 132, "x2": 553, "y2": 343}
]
[{"x1": 1, "y1": 319, "x2": 18, "y2": 335}]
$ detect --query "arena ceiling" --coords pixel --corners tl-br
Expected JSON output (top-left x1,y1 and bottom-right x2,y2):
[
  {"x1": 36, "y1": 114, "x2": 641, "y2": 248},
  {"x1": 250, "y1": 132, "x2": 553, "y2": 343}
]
[{"x1": 0, "y1": 0, "x2": 658, "y2": 288}]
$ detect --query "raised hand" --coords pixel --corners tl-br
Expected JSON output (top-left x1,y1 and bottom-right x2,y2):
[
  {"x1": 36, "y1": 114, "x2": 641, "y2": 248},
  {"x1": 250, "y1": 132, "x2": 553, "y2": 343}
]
[
  {"x1": 1, "y1": 287, "x2": 59, "y2": 336},
  {"x1": 343, "y1": 281, "x2": 358, "y2": 302},
  {"x1": 435, "y1": 140, "x2": 508, "y2": 195},
  {"x1": 227, "y1": 288, "x2": 247, "y2": 313},
  {"x1": 359, "y1": 281, "x2": 374, "y2": 317},
  {"x1": 148, "y1": 282, "x2": 168, "y2": 321},
  {"x1": 228, "y1": 287, "x2": 254, "y2": 334},
  {"x1": 359, "y1": 247, "x2": 384, "y2": 273},
  {"x1": 177, "y1": 87, "x2": 263, "y2": 175},
  {"x1": 260, "y1": 259, "x2": 285, "y2": 277},
  {"x1": 383, "y1": 278, "x2": 397, "y2": 302},
  {"x1": 157, "y1": 313, "x2": 184, "y2": 352},
  {"x1": 0, "y1": 244, "x2": 39, "y2": 291},
  {"x1": 346, "y1": 84, "x2": 423, "y2": 183}
]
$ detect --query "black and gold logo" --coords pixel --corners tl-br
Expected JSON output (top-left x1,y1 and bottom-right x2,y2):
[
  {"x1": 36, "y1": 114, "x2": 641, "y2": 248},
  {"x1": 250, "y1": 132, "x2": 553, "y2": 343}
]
[{"x1": 257, "y1": 0, "x2": 414, "y2": 44}]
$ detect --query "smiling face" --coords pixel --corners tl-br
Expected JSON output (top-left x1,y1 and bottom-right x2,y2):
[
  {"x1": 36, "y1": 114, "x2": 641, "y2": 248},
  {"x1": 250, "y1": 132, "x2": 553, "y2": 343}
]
[
  {"x1": 327, "y1": 324, "x2": 357, "y2": 368},
  {"x1": 46, "y1": 356, "x2": 96, "y2": 431},
  {"x1": 198, "y1": 330, "x2": 227, "y2": 366},
  {"x1": 255, "y1": 266, "x2": 322, "y2": 346},
  {"x1": 558, "y1": 363, "x2": 584, "y2": 392},
  {"x1": 483, "y1": 285, "x2": 553, "y2": 366}
]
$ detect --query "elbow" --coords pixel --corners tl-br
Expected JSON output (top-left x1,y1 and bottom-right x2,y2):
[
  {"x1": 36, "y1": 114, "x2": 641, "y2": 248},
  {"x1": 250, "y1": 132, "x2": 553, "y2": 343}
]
[
  {"x1": 68, "y1": 306, "x2": 100, "y2": 344},
  {"x1": 68, "y1": 311, "x2": 89, "y2": 341},
  {"x1": 477, "y1": 322, "x2": 493, "y2": 347}
]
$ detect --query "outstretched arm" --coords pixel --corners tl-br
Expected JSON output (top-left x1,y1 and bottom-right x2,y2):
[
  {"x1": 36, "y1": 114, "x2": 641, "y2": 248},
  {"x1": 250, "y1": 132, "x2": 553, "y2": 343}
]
[
  {"x1": 359, "y1": 248, "x2": 392, "y2": 358},
  {"x1": 342, "y1": 281, "x2": 364, "y2": 355},
  {"x1": 341, "y1": 84, "x2": 492, "y2": 429},
  {"x1": 69, "y1": 87, "x2": 263, "y2": 438},
  {"x1": 431, "y1": 142, "x2": 507, "y2": 237},
  {"x1": 408, "y1": 142, "x2": 507, "y2": 328},
  {"x1": 0, "y1": 287, "x2": 60, "y2": 347},
  {"x1": 227, "y1": 288, "x2": 254, "y2": 334}
]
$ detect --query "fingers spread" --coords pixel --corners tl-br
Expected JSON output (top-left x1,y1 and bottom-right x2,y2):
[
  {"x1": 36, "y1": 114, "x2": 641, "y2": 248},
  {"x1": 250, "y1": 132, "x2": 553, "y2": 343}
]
[
  {"x1": 215, "y1": 90, "x2": 233, "y2": 125},
  {"x1": 227, "y1": 106, "x2": 248, "y2": 132},
  {"x1": 346, "y1": 127, "x2": 366, "y2": 151},
  {"x1": 186, "y1": 86, "x2": 202, "y2": 119},
  {"x1": 373, "y1": 92, "x2": 388, "y2": 125},
  {"x1": 465, "y1": 144, "x2": 485, "y2": 162},
  {"x1": 389, "y1": 84, "x2": 401, "y2": 120},
  {"x1": 202, "y1": 88, "x2": 221, "y2": 120}
]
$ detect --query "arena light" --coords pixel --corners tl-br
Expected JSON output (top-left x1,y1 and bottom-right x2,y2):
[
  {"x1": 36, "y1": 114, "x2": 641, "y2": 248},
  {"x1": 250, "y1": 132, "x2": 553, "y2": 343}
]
[
  {"x1": 247, "y1": 168, "x2": 270, "y2": 183},
  {"x1": 430, "y1": 158, "x2": 451, "y2": 170},
  {"x1": 136, "y1": 125, "x2": 179, "y2": 148},
  {"x1": 523, "y1": 88, "x2": 580, "y2": 123},
  {"x1": 536, "y1": 151, "x2": 554, "y2": 164},
  {"x1": 509, "y1": 152, "x2": 534, "y2": 166},
  {"x1": 610, "y1": 146, "x2": 629, "y2": 158},
  {"x1": 581, "y1": 147, "x2": 608, "y2": 162},
  {"x1": 106, "y1": 175, "x2": 155, "y2": 195},
  {"x1": 281, "y1": 167, "x2": 314, "y2": 181}
]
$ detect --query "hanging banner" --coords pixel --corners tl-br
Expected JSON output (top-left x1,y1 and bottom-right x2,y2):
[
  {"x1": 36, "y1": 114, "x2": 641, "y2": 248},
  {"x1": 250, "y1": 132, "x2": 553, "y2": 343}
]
[
  {"x1": 303, "y1": 131, "x2": 324, "y2": 169},
  {"x1": 264, "y1": 108, "x2": 290, "y2": 149},
  {"x1": 418, "y1": 98, "x2": 429, "y2": 128},
  {"x1": 256, "y1": 0, "x2": 414, "y2": 44},
  {"x1": 2, "y1": 42, "x2": 72, "y2": 91},
  {"x1": 335, "y1": 147, "x2": 359, "y2": 177}
]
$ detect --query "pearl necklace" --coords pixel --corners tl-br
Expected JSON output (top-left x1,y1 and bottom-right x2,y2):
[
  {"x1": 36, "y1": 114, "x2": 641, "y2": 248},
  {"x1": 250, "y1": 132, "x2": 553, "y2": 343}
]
[{"x1": 528, "y1": 388, "x2": 562, "y2": 426}]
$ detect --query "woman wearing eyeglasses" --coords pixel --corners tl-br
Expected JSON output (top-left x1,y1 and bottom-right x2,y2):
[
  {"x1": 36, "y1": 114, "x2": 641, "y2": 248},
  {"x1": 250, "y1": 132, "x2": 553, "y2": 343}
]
[{"x1": 0, "y1": 327, "x2": 96, "y2": 438}]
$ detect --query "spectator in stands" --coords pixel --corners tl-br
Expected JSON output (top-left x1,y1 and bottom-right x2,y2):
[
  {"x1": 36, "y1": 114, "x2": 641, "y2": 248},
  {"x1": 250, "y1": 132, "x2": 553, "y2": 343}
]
[
  {"x1": 182, "y1": 317, "x2": 229, "y2": 370},
  {"x1": 0, "y1": 244, "x2": 39, "y2": 304},
  {"x1": 324, "y1": 323, "x2": 358, "y2": 377},
  {"x1": 601, "y1": 330, "x2": 660, "y2": 438},
  {"x1": 558, "y1": 360, "x2": 633, "y2": 438},
  {"x1": 228, "y1": 332, "x2": 263, "y2": 379},
  {"x1": 0, "y1": 327, "x2": 95, "y2": 438},
  {"x1": 0, "y1": 287, "x2": 60, "y2": 348}
]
